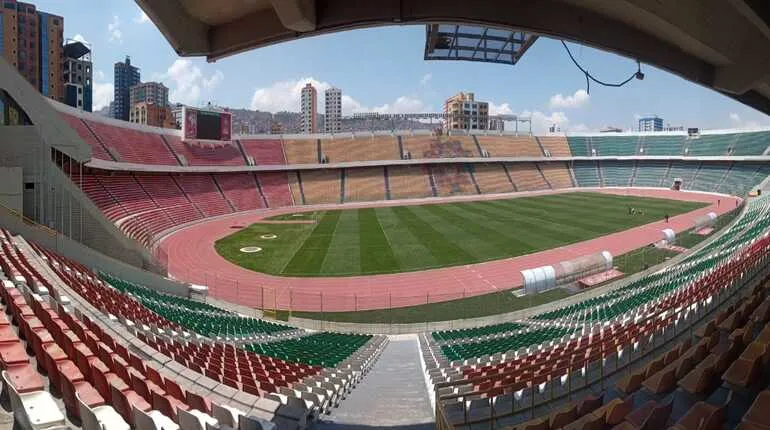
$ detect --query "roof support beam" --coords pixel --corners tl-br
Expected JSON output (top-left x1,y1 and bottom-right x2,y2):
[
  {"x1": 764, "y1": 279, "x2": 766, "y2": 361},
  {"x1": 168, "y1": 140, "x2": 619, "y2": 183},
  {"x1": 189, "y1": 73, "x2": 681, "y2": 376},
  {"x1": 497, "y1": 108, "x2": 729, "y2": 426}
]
[
  {"x1": 269, "y1": 0, "x2": 316, "y2": 32},
  {"x1": 136, "y1": 0, "x2": 209, "y2": 56}
]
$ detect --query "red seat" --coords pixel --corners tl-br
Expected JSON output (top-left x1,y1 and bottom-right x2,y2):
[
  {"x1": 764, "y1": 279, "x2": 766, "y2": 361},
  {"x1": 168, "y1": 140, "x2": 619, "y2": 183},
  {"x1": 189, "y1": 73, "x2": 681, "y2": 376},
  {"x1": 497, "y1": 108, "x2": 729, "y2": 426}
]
[
  {"x1": 152, "y1": 391, "x2": 189, "y2": 421},
  {"x1": 5, "y1": 363, "x2": 44, "y2": 393},
  {"x1": 61, "y1": 376, "x2": 104, "y2": 419},
  {"x1": 110, "y1": 382, "x2": 151, "y2": 426},
  {"x1": 0, "y1": 341, "x2": 29, "y2": 367},
  {"x1": 187, "y1": 391, "x2": 211, "y2": 415}
]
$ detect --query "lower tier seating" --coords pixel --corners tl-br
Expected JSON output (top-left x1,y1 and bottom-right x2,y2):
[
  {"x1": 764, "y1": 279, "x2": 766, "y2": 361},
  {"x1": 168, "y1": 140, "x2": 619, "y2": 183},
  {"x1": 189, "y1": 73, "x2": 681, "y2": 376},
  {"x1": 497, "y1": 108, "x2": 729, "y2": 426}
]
[
  {"x1": 506, "y1": 163, "x2": 549, "y2": 191},
  {"x1": 345, "y1": 167, "x2": 386, "y2": 202},
  {"x1": 473, "y1": 164, "x2": 515, "y2": 194}
]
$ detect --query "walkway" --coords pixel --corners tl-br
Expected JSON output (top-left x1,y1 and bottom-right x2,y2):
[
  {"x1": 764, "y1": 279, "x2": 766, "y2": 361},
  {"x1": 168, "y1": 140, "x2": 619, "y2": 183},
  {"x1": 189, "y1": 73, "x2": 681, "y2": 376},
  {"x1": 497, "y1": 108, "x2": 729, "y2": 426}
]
[{"x1": 315, "y1": 336, "x2": 434, "y2": 430}]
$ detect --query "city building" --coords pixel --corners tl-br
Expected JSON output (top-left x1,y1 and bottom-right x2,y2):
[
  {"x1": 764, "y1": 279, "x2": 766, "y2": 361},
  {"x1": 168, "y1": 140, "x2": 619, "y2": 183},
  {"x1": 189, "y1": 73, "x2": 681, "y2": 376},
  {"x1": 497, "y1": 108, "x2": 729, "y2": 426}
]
[
  {"x1": 113, "y1": 56, "x2": 140, "y2": 121},
  {"x1": 443, "y1": 92, "x2": 489, "y2": 130},
  {"x1": 0, "y1": 1, "x2": 64, "y2": 102},
  {"x1": 129, "y1": 101, "x2": 175, "y2": 128},
  {"x1": 62, "y1": 39, "x2": 92, "y2": 111},
  {"x1": 324, "y1": 87, "x2": 341, "y2": 133},
  {"x1": 638, "y1": 115, "x2": 664, "y2": 132},
  {"x1": 170, "y1": 103, "x2": 184, "y2": 129},
  {"x1": 300, "y1": 83, "x2": 317, "y2": 134},
  {"x1": 489, "y1": 118, "x2": 505, "y2": 131},
  {"x1": 130, "y1": 81, "x2": 168, "y2": 108}
]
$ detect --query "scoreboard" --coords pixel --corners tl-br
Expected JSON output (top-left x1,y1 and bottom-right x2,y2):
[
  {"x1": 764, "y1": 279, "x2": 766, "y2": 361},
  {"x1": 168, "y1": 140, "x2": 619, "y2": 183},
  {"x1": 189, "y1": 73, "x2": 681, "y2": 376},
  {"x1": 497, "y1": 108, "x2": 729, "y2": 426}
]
[{"x1": 182, "y1": 106, "x2": 232, "y2": 141}]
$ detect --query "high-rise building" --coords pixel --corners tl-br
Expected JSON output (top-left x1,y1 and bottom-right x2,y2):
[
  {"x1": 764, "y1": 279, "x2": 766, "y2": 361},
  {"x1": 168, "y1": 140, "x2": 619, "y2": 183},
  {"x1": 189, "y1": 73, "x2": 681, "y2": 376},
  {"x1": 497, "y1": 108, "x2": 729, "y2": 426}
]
[
  {"x1": 324, "y1": 87, "x2": 341, "y2": 133},
  {"x1": 300, "y1": 83, "x2": 317, "y2": 134},
  {"x1": 443, "y1": 92, "x2": 489, "y2": 131},
  {"x1": 0, "y1": 1, "x2": 64, "y2": 102},
  {"x1": 638, "y1": 115, "x2": 664, "y2": 132},
  {"x1": 113, "y1": 56, "x2": 140, "y2": 121},
  {"x1": 62, "y1": 39, "x2": 92, "y2": 111},
  {"x1": 130, "y1": 81, "x2": 168, "y2": 108},
  {"x1": 129, "y1": 102, "x2": 174, "y2": 128}
]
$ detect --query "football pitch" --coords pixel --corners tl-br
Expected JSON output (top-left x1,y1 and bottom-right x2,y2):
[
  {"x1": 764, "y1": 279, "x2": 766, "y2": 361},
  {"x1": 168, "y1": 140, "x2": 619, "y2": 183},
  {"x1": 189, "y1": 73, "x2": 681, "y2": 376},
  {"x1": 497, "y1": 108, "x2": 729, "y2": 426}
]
[{"x1": 214, "y1": 192, "x2": 706, "y2": 277}]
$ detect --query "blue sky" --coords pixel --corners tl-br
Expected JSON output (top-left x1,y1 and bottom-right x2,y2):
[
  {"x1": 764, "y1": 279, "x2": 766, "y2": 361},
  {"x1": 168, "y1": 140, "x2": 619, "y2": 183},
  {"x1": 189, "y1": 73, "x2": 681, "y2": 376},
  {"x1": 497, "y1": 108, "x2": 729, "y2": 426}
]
[{"x1": 33, "y1": 0, "x2": 770, "y2": 132}]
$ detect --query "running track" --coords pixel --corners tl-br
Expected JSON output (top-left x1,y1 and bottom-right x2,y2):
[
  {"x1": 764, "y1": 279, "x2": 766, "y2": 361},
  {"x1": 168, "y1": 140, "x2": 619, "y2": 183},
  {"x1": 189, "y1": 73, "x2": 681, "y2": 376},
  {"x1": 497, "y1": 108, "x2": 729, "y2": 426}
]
[{"x1": 159, "y1": 188, "x2": 740, "y2": 312}]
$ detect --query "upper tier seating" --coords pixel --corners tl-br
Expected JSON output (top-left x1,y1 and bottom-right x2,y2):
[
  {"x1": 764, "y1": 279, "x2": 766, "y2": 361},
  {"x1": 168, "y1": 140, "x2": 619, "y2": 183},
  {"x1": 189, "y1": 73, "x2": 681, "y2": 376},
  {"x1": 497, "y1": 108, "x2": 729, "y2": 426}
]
[
  {"x1": 85, "y1": 119, "x2": 179, "y2": 165},
  {"x1": 731, "y1": 131, "x2": 770, "y2": 155},
  {"x1": 537, "y1": 136, "x2": 571, "y2": 157},
  {"x1": 258, "y1": 172, "x2": 294, "y2": 207},
  {"x1": 164, "y1": 135, "x2": 246, "y2": 166},
  {"x1": 284, "y1": 140, "x2": 319, "y2": 164},
  {"x1": 240, "y1": 139, "x2": 287, "y2": 165},
  {"x1": 60, "y1": 113, "x2": 114, "y2": 160},
  {"x1": 590, "y1": 135, "x2": 638, "y2": 156},
  {"x1": 639, "y1": 134, "x2": 685, "y2": 155},
  {"x1": 300, "y1": 170, "x2": 341, "y2": 205},
  {"x1": 573, "y1": 161, "x2": 601, "y2": 187},
  {"x1": 402, "y1": 136, "x2": 477, "y2": 159},
  {"x1": 477, "y1": 136, "x2": 542, "y2": 157},
  {"x1": 322, "y1": 136, "x2": 400, "y2": 162},
  {"x1": 388, "y1": 165, "x2": 433, "y2": 199},
  {"x1": 539, "y1": 162, "x2": 573, "y2": 188},
  {"x1": 472, "y1": 164, "x2": 514, "y2": 194},
  {"x1": 506, "y1": 163, "x2": 549, "y2": 191},
  {"x1": 432, "y1": 165, "x2": 477, "y2": 197},
  {"x1": 174, "y1": 175, "x2": 234, "y2": 217},
  {"x1": 214, "y1": 173, "x2": 266, "y2": 212},
  {"x1": 686, "y1": 134, "x2": 736, "y2": 156},
  {"x1": 567, "y1": 136, "x2": 592, "y2": 157},
  {"x1": 345, "y1": 167, "x2": 386, "y2": 202}
]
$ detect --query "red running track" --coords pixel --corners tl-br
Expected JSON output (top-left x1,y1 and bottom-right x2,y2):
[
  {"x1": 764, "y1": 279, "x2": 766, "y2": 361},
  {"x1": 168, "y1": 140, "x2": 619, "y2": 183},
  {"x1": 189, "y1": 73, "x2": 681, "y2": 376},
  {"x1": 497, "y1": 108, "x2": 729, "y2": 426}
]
[{"x1": 159, "y1": 188, "x2": 740, "y2": 312}]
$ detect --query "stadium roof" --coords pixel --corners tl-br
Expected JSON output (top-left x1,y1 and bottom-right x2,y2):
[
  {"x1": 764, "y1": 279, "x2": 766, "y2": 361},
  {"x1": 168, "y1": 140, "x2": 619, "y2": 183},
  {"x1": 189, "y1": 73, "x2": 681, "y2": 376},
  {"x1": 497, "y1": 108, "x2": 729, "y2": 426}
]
[
  {"x1": 423, "y1": 24, "x2": 537, "y2": 65},
  {"x1": 137, "y1": 0, "x2": 770, "y2": 115}
]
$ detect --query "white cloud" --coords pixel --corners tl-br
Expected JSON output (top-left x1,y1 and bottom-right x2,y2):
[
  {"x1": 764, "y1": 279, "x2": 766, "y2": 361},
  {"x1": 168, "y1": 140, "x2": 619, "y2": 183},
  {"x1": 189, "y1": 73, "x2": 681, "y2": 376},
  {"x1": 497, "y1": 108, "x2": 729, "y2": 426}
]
[
  {"x1": 420, "y1": 73, "x2": 432, "y2": 86},
  {"x1": 72, "y1": 34, "x2": 89, "y2": 45},
  {"x1": 488, "y1": 102, "x2": 514, "y2": 116},
  {"x1": 571, "y1": 123, "x2": 591, "y2": 132},
  {"x1": 93, "y1": 82, "x2": 114, "y2": 111},
  {"x1": 520, "y1": 110, "x2": 572, "y2": 134},
  {"x1": 249, "y1": 77, "x2": 431, "y2": 115},
  {"x1": 134, "y1": 7, "x2": 150, "y2": 24},
  {"x1": 203, "y1": 70, "x2": 224, "y2": 91},
  {"x1": 156, "y1": 59, "x2": 224, "y2": 105},
  {"x1": 728, "y1": 112, "x2": 762, "y2": 129},
  {"x1": 94, "y1": 70, "x2": 105, "y2": 81},
  {"x1": 107, "y1": 15, "x2": 122, "y2": 42},
  {"x1": 549, "y1": 89, "x2": 589, "y2": 109}
]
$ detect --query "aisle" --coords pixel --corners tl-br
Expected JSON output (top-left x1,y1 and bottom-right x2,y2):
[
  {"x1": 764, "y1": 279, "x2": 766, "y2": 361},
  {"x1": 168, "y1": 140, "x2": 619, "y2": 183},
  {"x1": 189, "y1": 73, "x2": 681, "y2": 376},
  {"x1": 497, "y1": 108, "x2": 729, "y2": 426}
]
[{"x1": 315, "y1": 335, "x2": 435, "y2": 429}]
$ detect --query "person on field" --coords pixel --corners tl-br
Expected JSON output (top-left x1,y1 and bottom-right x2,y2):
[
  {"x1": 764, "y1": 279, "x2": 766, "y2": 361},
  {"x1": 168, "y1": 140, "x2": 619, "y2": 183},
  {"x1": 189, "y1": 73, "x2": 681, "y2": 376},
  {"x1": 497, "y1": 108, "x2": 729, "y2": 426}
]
[{"x1": 665, "y1": 214, "x2": 669, "y2": 223}]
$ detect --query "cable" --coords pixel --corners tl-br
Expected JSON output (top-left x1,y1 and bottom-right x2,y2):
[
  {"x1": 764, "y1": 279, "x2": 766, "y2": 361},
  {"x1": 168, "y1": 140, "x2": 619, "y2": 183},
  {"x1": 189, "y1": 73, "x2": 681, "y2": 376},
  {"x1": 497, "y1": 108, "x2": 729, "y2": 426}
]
[{"x1": 561, "y1": 41, "x2": 642, "y2": 94}]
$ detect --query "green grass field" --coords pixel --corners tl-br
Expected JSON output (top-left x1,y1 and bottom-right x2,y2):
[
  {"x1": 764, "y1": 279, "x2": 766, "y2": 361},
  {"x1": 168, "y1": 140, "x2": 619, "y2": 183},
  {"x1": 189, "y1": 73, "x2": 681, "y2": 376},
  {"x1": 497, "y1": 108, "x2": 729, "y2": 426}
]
[{"x1": 215, "y1": 192, "x2": 706, "y2": 277}]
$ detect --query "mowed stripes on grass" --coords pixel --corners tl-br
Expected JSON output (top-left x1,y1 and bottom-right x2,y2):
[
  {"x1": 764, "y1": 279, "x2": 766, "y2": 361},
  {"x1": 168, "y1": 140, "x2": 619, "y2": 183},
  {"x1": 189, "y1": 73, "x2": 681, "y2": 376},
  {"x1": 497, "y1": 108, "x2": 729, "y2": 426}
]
[{"x1": 214, "y1": 192, "x2": 707, "y2": 276}]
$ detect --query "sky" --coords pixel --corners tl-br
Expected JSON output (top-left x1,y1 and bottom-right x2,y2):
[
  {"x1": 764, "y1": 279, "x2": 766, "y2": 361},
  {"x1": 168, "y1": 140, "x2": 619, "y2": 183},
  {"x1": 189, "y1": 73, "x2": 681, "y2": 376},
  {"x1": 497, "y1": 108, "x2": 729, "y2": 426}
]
[{"x1": 31, "y1": 0, "x2": 770, "y2": 133}]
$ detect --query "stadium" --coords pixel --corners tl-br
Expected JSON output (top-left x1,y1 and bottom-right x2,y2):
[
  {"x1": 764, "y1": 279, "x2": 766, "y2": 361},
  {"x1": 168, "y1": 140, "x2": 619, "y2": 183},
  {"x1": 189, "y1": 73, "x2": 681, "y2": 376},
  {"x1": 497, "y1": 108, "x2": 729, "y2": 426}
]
[{"x1": 2, "y1": 1, "x2": 770, "y2": 430}]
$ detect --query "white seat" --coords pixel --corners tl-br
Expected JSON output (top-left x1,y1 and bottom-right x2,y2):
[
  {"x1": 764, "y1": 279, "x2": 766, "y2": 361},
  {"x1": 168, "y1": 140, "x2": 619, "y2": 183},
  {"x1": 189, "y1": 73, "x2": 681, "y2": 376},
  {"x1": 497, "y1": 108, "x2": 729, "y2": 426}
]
[
  {"x1": 2, "y1": 371, "x2": 66, "y2": 430},
  {"x1": 178, "y1": 407, "x2": 218, "y2": 430},
  {"x1": 77, "y1": 391, "x2": 130, "y2": 430},
  {"x1": 132, "y1": 406, "x2": 180, "y2": 430},
  {"x1": 211, "y1": 403, "x2": 244, "y2": 427}
]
